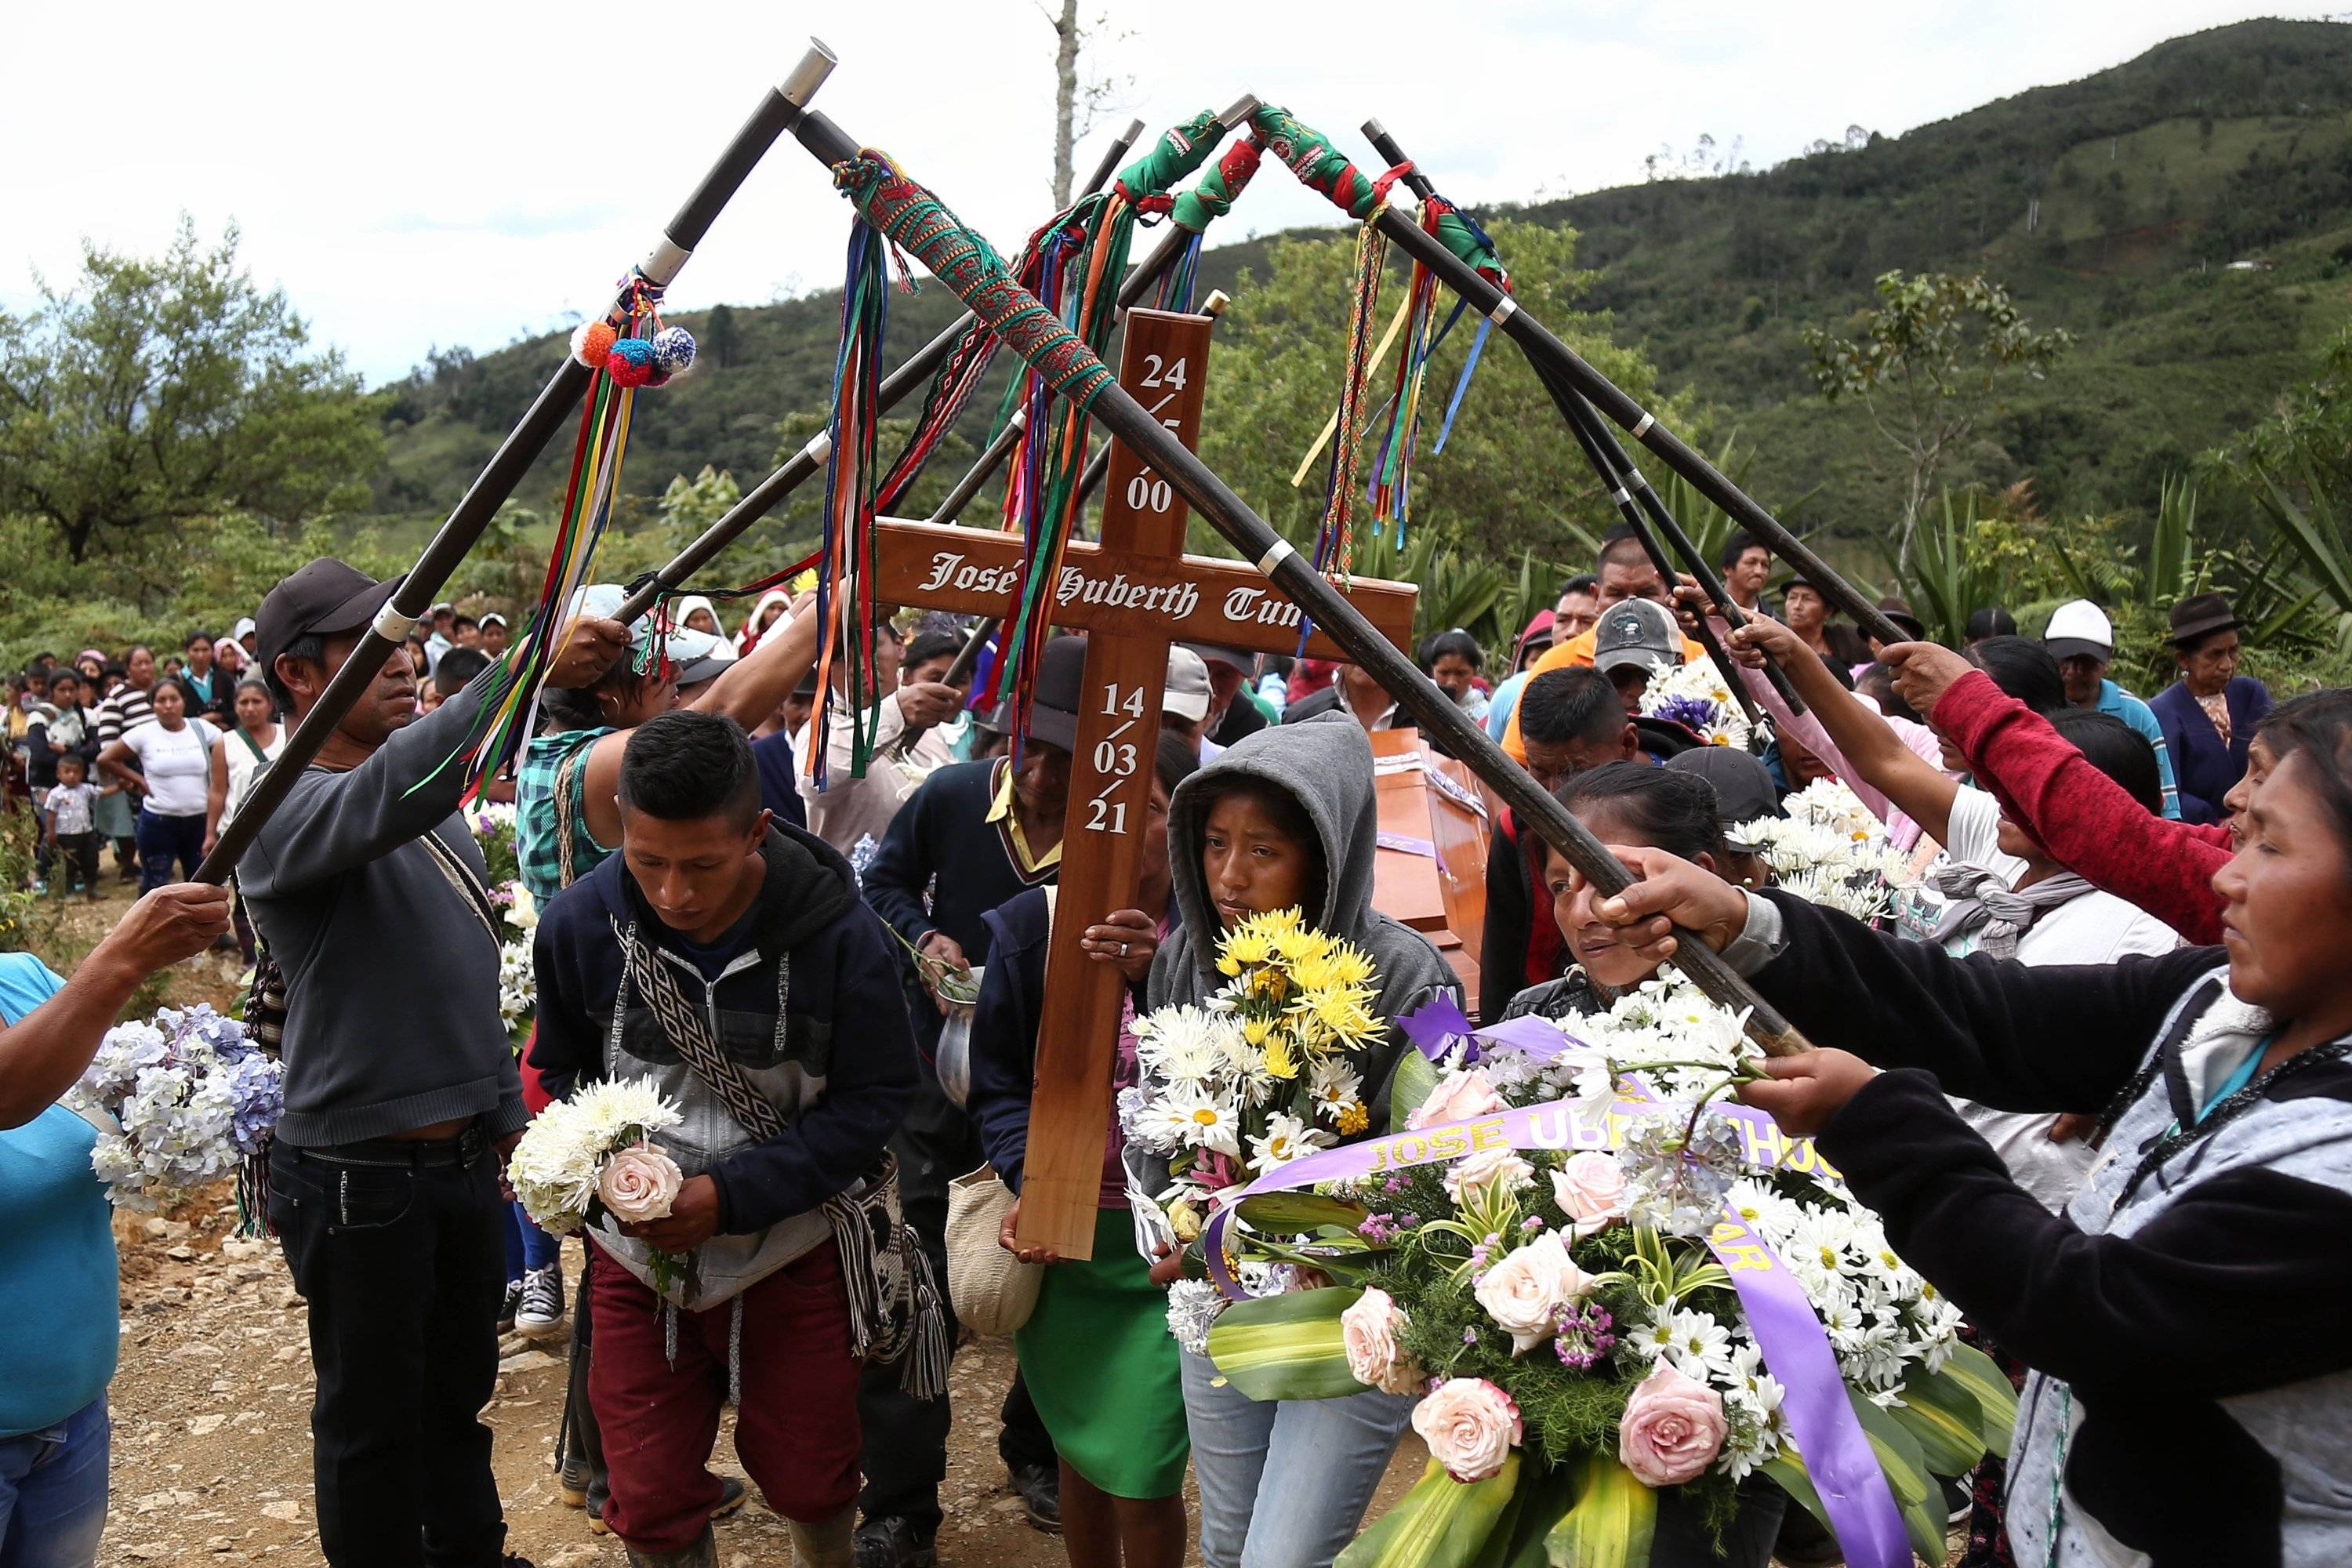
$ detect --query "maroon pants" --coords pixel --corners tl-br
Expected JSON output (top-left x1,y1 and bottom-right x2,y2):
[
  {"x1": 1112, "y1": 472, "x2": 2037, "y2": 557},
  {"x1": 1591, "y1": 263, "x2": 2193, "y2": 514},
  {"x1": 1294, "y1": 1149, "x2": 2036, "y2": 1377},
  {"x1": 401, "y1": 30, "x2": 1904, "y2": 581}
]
[{"x1": 588, "y1": 1236, "x2": 863, "y2": 1551}]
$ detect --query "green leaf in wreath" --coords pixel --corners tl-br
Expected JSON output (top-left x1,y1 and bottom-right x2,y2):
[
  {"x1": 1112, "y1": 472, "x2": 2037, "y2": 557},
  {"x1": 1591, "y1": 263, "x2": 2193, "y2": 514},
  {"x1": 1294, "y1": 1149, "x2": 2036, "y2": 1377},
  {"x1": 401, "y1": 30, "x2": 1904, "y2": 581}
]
[
  {"x1": 1391, "y1": 1047, "x2": 1440, "y2": 1133},
  {"x1": 1237, "y1": 1191, "x2": 1373, "y2": 1234},
  {"x1": 1888, "y1": 1366, "x2": 1996, "y2": 1478},
  {"x1": 1846, "y1": 1393, "x2": 1948, "y2": 1565},
  {"x1": 1339, "y1": 1456, "x2": 1522, "y2": 1568},
  {"x1": 1544, "y1": 1453, "x2": 1657, "y2": 1568},
  {"x1": 1203, "y1": 1286, "x2": 1371, "y2": 1400},
  {"x1": 1935, "y1": 1341, "x2": 2020, "y2": 1457}
]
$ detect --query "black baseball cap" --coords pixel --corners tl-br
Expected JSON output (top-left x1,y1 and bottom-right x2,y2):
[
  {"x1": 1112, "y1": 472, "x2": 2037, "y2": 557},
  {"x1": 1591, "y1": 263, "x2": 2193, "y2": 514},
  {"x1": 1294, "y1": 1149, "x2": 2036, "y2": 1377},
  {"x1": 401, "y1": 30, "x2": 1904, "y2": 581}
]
[
  {"x1": 254, "y1": 559, "x2": 406, "y2": 677},
  {"x1": 1667, "y1": 747, "x2": 1783, "y2": 840},
  {"x1": 986, "y1": 633, "x2": 1087, "y2": 752}
]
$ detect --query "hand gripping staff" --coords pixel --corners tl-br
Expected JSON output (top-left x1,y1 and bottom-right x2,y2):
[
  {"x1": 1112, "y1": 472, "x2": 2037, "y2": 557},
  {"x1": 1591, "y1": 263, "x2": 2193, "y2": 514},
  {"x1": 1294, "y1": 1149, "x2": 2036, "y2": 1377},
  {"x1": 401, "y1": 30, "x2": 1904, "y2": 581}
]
[
  {"x1": 1254, "y1": 105, "x2": 1905, "y2": 648},
  {"x1": 194, "y1": 42, "x2": 840, "y2": 884},
  {"x1": 784, "y1": 120, "x2": 1811, "y2": 1057},
  {"x1": 612, "y1": 96, "x2": 1265, "y2": 626}
]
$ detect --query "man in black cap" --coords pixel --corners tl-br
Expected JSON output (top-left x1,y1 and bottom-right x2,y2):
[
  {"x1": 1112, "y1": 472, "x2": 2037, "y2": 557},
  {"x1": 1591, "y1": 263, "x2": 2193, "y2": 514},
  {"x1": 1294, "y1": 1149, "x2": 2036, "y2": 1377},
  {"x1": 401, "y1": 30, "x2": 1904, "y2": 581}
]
[
  {"x1": 240, "y1": 558, "x2": 624, "y2": 1568},
  {"x1": 851, "y1": 637, "x2": 1079, "y2": 1565}
]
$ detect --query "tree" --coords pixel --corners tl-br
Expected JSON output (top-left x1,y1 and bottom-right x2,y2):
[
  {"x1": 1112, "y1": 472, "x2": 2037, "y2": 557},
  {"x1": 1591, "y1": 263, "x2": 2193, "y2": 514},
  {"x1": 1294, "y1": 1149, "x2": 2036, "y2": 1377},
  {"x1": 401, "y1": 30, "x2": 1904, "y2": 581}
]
[
  {"x1": 1196, "y1": 216, "x2": 1677, "y2": 572},
  {"x1": 1040, "y1": 0, "x2": 1131, "y2": 207},
  {"x1": 1802, "y1": 269, "x2": 2071, "y2": 572},
  {"x1": 0, "y1": 217, "x2": 380, "y2": 561},
  {"x1": 703, "y1": 303, "x2": 739, "y2": 370}
]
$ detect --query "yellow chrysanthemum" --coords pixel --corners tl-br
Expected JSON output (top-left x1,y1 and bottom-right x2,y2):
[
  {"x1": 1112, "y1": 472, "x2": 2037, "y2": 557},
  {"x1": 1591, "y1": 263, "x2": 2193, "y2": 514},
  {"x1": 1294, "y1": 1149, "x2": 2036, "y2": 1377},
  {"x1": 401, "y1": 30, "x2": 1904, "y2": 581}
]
[
  {"x1": 1221, "y1": 928, "x2": 1274, "y2": 967},
  {"x1": 1261, "y1": 1032, "x2": 1301, "y2": 1081},
  {"x1": 1216, "y1": 951, "x2": 1243, "y2": 978},
  {"x1": 1241, "y1": 1018, "x2": 1273, "y2": 1047},
  {"x1": 1294, "y1": 983, "x2": 1380, "y2": 1047},
  {"x1": 1335, "y1": 1102, "x2": 1370, "y2": 1135},
  {"x1": 1272, "y1": 924, "x2": 1322, "y2": 964}
]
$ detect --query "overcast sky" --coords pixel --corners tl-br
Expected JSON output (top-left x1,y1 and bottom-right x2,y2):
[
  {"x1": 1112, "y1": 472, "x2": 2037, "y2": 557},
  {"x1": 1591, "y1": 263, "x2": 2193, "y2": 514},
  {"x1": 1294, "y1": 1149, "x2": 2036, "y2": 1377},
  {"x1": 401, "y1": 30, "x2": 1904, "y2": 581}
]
[{"x1": 7, "y1": 1, "x2": 2332, "y2": 386}]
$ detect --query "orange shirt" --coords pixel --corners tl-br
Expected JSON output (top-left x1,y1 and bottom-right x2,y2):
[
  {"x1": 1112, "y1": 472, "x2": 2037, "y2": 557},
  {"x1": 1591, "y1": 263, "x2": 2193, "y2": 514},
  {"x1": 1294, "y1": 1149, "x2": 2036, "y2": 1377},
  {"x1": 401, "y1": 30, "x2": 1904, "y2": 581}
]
[{"x1": 1500, "y1": 624, "x2": 1708, "y2": 761}]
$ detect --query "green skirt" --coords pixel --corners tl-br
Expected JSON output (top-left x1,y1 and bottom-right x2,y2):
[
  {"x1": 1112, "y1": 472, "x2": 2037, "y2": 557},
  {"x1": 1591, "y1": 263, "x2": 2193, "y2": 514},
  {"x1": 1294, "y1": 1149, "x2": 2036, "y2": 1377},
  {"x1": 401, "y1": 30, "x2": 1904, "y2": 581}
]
[
  {"x1": 1013, "y1": 1206, "x2": 1190, "y2": 1499},
  {"x1": 93, "y1": 789, "x2": 135, "y2": 840}
]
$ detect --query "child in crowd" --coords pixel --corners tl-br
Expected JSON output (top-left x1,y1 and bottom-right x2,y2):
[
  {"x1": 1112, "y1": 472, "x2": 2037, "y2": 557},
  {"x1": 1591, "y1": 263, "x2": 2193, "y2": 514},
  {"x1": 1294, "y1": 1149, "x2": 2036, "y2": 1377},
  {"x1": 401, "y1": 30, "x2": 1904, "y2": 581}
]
[{"x1": 40, "y1": 754, "x2": 104, "y2": 900}]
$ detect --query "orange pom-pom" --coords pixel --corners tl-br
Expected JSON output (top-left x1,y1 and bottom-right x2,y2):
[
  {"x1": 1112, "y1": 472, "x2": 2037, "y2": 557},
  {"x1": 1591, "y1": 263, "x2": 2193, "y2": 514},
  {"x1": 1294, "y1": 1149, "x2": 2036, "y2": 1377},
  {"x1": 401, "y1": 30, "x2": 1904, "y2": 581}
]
[{"x1": 571, "y1": 320, "x2": 619, "y2": 368}]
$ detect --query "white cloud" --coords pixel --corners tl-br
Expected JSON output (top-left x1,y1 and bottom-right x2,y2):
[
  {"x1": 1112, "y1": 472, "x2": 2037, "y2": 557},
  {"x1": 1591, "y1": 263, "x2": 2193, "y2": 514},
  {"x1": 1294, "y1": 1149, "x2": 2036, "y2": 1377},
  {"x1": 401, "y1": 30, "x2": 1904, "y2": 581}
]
[{"x1": 5, "y1": 0, "x2": 2325, "y2": 385}]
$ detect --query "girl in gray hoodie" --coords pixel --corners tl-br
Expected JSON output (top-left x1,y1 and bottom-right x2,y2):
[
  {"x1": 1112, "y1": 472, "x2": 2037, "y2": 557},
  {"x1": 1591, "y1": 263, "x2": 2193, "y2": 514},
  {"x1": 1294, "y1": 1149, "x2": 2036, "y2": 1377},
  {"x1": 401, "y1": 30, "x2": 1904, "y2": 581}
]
[{"x1": 1146, "y1": 713, "x2": 1459, "y2": 1568}]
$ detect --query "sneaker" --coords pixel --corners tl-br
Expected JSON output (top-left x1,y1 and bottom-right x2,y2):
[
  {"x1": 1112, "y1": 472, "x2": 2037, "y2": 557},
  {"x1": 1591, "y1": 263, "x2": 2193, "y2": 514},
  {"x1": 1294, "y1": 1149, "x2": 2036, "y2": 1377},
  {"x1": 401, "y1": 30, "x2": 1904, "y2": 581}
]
[
  {"x1": 1008, "y1": 1462, "x2": 1061, "y2": 1535},
  {"x1": 496, "y1": 1279, "x2": 522, "y2": 1334},
  {"x1": 710, "y1": 1475, "x2": 748, "y2": 1522},
  {"x1": 852, "y1": 1515, "x2": 937, "y2": 1568},
  {"x1": 516, "y1": 1264, "x2": 564, "y2": 1334}
]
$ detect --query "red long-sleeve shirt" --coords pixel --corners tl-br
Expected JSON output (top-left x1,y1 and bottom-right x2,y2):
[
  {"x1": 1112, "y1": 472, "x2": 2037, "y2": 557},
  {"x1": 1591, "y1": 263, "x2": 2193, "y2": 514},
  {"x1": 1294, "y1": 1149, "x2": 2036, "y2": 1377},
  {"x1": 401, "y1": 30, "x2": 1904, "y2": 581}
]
[{"x1": 1933, "y1": 670, "x2": 2230, "y2": 944}]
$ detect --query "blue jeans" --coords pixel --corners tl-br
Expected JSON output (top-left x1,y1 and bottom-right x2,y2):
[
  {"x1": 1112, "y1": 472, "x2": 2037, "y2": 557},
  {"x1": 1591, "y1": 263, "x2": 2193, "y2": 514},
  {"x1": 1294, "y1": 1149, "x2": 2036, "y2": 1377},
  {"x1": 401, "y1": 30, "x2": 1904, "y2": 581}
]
[
  {"x1": 503, "y1": 1200, "x2": 558, "y2": 1283},
  {"x1": 1180, "y1": 1349, "x2": 1414, "y2": 1568},
  {"x1": 134, "y1": 808, "x2": 205, "y2": 892},
  {"x1": 0, "y1": 1398, "x2": 109, "y2": 1568}
]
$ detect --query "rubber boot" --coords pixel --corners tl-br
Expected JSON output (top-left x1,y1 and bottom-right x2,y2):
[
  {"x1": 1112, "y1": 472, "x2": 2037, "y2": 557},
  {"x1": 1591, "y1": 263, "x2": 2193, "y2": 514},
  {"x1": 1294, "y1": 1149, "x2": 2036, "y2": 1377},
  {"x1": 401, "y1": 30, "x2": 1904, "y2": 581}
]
[
  {"x1": 788, "y1": 1506, "x2": 858, "y2": 1568},
  {"x1": 623, "y1": 1527, "x2": 717, "y2": 1568}
]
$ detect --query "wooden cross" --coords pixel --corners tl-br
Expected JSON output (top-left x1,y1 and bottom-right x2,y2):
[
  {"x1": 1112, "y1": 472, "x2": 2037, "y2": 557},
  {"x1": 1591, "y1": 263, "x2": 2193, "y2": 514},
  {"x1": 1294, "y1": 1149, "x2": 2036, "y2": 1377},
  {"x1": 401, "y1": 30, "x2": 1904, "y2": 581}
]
[{"x1": 868, "y1": 307, "x2": 1419, "y2": 1258}]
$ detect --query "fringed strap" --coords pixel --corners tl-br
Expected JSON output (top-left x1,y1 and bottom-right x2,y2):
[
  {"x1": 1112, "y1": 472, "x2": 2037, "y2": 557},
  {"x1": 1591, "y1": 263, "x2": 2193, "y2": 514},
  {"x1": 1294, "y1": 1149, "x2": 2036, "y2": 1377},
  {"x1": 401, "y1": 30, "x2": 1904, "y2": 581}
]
[{"x1": 728, "y1": 1295, "x2": 745, "y2": 1407}]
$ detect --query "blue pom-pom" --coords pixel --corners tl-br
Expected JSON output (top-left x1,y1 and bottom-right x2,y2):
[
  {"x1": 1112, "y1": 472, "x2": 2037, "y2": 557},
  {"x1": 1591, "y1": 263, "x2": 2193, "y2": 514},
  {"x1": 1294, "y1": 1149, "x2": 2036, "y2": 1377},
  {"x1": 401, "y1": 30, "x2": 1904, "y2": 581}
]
[
  {"x1": 652, "y1": 325, "x2": 697, "y2": 374},
  {"x1": 605, "y1": 337, "x2": 657, "y2": 388}
]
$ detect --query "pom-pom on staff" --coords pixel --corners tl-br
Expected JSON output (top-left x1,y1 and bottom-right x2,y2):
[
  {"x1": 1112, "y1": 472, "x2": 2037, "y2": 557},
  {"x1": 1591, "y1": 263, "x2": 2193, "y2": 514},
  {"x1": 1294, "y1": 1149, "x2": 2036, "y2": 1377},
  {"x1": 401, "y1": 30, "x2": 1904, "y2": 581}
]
[{"x1": 193, "y1": 42, "x2": 842, "y2": 884}]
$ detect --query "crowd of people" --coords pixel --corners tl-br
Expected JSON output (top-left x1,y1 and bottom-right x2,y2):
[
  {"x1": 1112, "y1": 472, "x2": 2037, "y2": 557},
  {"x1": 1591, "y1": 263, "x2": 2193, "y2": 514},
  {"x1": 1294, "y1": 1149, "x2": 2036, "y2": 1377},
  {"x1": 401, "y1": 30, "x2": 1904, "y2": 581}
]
[{"x1": 1, "y1": 524, "x2": 2334, "y2": 1568}]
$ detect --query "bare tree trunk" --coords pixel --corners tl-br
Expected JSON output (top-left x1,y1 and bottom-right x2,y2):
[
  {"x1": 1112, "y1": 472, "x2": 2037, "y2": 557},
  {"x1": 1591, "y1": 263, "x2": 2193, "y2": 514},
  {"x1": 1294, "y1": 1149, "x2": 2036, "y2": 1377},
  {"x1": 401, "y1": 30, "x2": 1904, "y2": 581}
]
[{"x1": 1051, "y1": 0, "x2": 1080, "y2": 207}]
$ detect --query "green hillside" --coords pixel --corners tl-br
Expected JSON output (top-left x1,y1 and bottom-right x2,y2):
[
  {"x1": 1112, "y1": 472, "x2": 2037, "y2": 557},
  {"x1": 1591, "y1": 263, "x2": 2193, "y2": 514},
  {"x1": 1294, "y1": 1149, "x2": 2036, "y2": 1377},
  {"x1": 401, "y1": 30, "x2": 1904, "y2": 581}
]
[{"x1": 374, "y1": 17, "x2": 2352, "y2": 554}]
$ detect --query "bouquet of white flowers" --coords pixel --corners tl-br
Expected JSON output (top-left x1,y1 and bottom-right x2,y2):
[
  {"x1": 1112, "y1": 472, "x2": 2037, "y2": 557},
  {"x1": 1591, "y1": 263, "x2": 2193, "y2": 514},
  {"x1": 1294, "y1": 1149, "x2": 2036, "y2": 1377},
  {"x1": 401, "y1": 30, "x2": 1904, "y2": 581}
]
[
  {"x1": 1637, "y1": 657, "x2": 1754, "y2": 751},
  {"x1": 1194, "y1": 980, "x2": 2007, "y2": 1568},
  {"x1": 69, "y1": 1005, "x2": 283, "y2": 1211},
  {"x1": 507, "y1": 1076, "x2": 685, "y2": 1236},
  {"x1": 1735, "y1": 779, "x2": 1915, "y2": 925}
]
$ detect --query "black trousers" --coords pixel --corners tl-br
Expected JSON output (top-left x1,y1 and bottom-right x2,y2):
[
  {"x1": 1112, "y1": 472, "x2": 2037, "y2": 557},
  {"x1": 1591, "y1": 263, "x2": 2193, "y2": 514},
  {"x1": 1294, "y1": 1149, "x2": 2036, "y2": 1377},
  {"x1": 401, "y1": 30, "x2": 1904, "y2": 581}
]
[
  {"x1": 858, "y1": 1065, "x2": 1054, "y2": 1532},
  {"x1": 270, "y1": 1128, "x2": 509, "y2": 1568},
  {"x1": 40, "y1": 830, "x2": 99, "y2": 891}
]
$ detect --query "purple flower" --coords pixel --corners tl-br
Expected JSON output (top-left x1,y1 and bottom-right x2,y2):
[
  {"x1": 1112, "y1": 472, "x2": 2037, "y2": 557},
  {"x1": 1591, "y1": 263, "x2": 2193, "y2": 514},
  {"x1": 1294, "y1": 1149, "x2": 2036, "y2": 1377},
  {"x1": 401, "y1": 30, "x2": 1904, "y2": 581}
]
[
  {"x1": 1357, "y1": 1213, "x2": 1399, "y2": 1245},
  {"x1": 1552, "y1": 1301, "x2": 1619, "y2": 1372},
  {"x1": 1522, "y1": 1215, "x2": 1546, "y2": 1232}
]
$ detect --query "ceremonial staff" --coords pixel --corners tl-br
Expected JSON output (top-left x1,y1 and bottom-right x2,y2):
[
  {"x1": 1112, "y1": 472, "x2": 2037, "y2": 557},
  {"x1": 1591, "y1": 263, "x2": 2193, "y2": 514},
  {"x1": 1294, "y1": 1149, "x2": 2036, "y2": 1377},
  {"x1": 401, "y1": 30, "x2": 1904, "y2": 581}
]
[
  {"x1": 1353, "y1": 120, "x2": 1803, "y2": 720},
  {"x1": 613, "y1": 100, "x2": 1260, "y2": 625},
  {"x1": 1321, "y1": 136, "x2": 1903, "y2": 648},
  {"x1": 193, "y1": 42, "x2": 840, "y2": 884},
  {"x1": 792, "y1": 107, "x2": 1812, "y2": 1057}
]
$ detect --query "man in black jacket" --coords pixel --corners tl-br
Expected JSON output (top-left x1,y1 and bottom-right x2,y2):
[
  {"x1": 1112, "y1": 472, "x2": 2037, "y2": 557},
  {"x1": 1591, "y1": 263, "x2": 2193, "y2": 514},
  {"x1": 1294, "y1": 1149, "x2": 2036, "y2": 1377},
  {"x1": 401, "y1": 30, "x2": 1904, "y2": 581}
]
[
  {"x1": 532, "y1": 712, "x2": 918, "y2": 1568},
  {"x1": 854, "y1": 637, "x2": 1081, "y2": 1563}
]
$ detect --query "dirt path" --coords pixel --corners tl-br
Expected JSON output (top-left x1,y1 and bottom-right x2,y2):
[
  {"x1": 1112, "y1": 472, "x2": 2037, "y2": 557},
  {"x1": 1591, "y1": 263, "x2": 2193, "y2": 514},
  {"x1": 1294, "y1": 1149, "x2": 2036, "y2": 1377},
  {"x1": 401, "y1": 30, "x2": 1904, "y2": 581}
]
[{"x1": 101, "y1": 1205, "x2": 1152, "y2": 1567}]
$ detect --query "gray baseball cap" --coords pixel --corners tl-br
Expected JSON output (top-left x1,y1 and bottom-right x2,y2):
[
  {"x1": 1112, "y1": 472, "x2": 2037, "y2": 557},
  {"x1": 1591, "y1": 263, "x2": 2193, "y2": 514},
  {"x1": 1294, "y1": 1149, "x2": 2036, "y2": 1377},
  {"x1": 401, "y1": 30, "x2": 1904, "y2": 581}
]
[{"x1": 1592, "y1": 599, "x2": 1684, "y2": 677}]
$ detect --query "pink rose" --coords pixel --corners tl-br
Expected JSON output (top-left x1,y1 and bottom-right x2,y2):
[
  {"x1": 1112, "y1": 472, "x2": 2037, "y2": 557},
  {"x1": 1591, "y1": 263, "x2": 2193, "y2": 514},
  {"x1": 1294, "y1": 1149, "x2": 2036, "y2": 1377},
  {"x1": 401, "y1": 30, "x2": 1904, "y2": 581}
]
[
  {"x1": 1444, "y1": 1147, "x2": 1535, "y2": 1204},
  {"x1": 597, "y1": 1141, "x2": 684, "y2": 1225},
  {"x1": 1617, "y1": 1363, "x2": 1727, "y2": 1486},
  {"x1": 1340, "y1": 1287, "x2": 1426, "y2": 1396},
  {"x1": 1406, "y1": 1069, "x2": 1506, "y2": 1131},
  {"x1": 1549, "y1": 1150, "x2": 1629, "y2": 1236},
  {"x1": 1412, "y1": 1377, "x2": 1523, "y2": 1483},
  {"x1": 1471, "y1": 1232, "x2": 1595, "y2": 1354}
]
